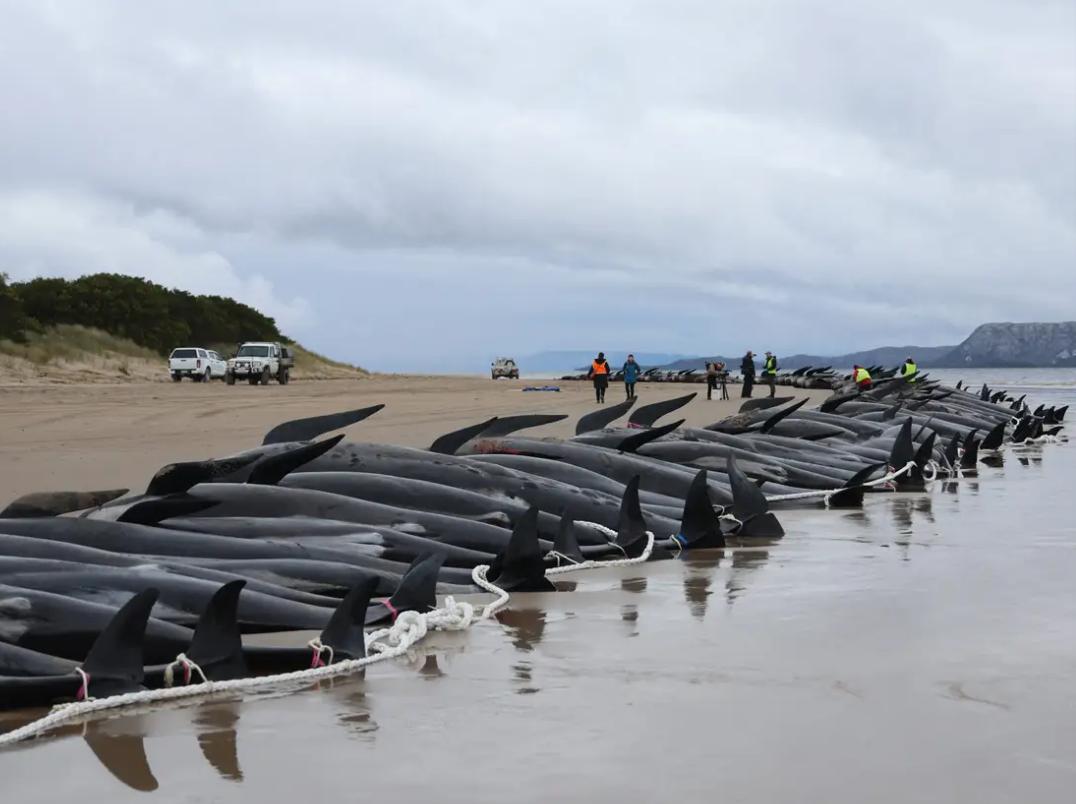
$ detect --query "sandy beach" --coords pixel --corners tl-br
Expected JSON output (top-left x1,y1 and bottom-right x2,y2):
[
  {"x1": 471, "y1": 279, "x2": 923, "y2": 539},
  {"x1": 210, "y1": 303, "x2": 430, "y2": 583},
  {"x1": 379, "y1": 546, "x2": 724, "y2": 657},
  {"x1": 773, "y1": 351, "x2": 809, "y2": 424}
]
[
  {"x1": 0, "y1": 377, "x2": 828, "y2": 502},
  {"x1": 1, "y1": 374, "x2": 1074, "y2": 803}
]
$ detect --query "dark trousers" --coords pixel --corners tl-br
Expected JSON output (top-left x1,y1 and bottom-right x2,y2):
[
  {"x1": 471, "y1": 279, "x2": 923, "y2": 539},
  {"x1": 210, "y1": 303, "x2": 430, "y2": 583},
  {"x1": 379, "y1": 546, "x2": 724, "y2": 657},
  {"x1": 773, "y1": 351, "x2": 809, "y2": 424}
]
[
  {"x1": 594, "y1": 376, "x2": 608, "y2": 402},
  {"x1": 742, "y1": 374, "x2": 754, "y2": 397},
  {"x1": 765, "y1": 373, "x2": 776, "y2": 397},
  {"x1": 625, "y1": 381, "x2": 636, "y2": 399},
  {"x1": 707, "y1": 376, "x2": 716, "y2": 400}
]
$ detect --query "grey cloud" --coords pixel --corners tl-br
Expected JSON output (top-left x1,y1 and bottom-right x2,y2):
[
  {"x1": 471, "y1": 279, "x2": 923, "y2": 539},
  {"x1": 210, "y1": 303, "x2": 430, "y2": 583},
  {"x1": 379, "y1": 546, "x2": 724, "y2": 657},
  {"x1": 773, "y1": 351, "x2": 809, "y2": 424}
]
[{"x1": 0, "y1": 1, "x2": 1072, "y2": 371}]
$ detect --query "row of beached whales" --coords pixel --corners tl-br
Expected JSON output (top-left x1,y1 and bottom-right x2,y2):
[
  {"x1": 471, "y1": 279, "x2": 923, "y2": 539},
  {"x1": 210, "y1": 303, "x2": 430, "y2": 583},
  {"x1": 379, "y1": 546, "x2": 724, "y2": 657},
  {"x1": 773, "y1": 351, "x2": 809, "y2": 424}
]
[
  {"x1": 0, "y1": 374, "x2": 1066, "y2": 711},
  {"x1": 560, "y1": 364, "x2": 1044, "y2": 392},
  {"x1": 561, "y1": 364, "x2": 842, "y2": 388}
]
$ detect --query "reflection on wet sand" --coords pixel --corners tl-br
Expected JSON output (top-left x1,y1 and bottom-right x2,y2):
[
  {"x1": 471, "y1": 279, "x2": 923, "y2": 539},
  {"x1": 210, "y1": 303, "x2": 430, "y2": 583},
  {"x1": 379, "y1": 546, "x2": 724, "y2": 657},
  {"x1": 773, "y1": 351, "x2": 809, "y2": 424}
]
[
  {"x1": 621, "y1": 576, "x2": 647, "y2": 594},
  {"x1": 495, "y1": 608, "x2": 546, "y2": 652},
  {"x1": 84, "y1": 723, "x2": 159, "y2": 792},
  {"x1": 724, "y1": 549, "x2": 769, "y2": 607},
  {"x1": 417, "y1": 654, "x2": 444, "y2": 679},
  {"x1": 682, "y1": 551, "x2": 722, "y2": 618},
  {"x1": 333, "y1": 686, "x2": 379, "y2": 741},
  {"x1": 193, "y1": 702, "x2": 242, "y2": 782}
]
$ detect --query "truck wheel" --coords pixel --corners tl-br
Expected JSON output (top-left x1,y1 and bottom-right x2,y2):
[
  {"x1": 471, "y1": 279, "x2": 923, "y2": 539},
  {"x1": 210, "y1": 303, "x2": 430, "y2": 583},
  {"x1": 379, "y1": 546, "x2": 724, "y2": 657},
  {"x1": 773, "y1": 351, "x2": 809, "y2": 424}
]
[
  {"x1": 277, "y1": 369, "x2": 289, "y2": 385},
  {"x1": 491, "y1": 370, "x2": 496, "y2": 380},
  {"x1": 260, "y1": 367, "x2": 271, "y2": 385},
  {"x1": 204, "y1": 368, "x2": 212, "y2": 383},
  {"x1": 171, "y1": 372, "x2": 182, "y2": 382},
  {"x1": 226, "y1": 372, "x2": 235, "y2": 385}
]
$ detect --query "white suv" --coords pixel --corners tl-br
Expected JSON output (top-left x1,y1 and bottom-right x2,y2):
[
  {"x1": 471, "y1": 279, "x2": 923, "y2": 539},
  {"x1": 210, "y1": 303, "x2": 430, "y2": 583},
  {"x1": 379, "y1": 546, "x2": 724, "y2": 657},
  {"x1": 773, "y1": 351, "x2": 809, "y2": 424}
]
[
  {"x1": 226, "y1": 342, "x2": 292, "y2": 385},
  {"x1": 169, "y1": 348, "x2": 226, "y2": 382}
]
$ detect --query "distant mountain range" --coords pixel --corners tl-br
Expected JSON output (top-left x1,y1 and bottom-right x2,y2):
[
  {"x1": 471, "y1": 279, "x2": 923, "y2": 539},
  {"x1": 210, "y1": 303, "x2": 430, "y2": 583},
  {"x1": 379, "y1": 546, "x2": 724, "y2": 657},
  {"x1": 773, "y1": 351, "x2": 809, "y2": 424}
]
[{"x1": 520, "y1": 322, "x2": 1076, "y2": 373}]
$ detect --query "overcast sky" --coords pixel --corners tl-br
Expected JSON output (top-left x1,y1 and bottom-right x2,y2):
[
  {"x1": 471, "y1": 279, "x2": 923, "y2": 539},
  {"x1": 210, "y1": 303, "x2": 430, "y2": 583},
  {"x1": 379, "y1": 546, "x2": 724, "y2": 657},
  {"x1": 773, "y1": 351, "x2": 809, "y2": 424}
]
[{"x1": 1, "y1": 1, "x2": 1073, "y2": 371}]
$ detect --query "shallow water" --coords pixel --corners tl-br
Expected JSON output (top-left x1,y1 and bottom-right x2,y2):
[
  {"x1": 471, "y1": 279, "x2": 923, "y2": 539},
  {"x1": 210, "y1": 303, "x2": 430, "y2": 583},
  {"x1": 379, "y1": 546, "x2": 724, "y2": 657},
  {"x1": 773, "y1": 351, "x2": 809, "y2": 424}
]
[{"x1": 1, "y1": 376, "x2": 1074, "y2": 802}]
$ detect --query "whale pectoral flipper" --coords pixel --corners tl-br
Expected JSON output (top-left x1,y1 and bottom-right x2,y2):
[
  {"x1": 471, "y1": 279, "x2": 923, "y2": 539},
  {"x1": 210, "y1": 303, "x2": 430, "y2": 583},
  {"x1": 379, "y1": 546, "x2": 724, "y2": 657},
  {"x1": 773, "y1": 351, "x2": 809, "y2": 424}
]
[
  {"x1": 261, "y1": 404, "x2": 385, "y2": 445},
  {"x1": 247, "y1": 435, "x2": 346, "y2": 486},
  {"x1": 429, "y1": 417, "x2": 499, "y2": 455},
  {"x1": 117, "y1": 494, "x2": 219, "y2": 526}
]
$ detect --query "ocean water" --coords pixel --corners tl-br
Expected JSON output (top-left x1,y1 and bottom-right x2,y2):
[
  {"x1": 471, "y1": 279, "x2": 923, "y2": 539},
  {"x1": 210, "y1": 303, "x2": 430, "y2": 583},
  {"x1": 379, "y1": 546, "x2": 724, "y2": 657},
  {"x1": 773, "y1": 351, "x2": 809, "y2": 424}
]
[{"x1": 1, "y1": 371, "x2": 1073, "y2": 802}]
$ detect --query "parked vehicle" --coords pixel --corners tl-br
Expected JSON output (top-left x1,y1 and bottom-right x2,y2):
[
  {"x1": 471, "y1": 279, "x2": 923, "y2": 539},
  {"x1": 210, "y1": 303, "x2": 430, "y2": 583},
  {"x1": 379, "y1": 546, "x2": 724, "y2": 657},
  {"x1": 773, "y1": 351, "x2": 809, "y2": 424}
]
[
  {"x1": 491, "y1": 357, "x2": 520, "y2": 380},
  {"x1": 169, "y1": 347, "x2": 226, "y2": 382},
  {"x1": 226, "y1": 342, "x2": 294, "y2": 385}
]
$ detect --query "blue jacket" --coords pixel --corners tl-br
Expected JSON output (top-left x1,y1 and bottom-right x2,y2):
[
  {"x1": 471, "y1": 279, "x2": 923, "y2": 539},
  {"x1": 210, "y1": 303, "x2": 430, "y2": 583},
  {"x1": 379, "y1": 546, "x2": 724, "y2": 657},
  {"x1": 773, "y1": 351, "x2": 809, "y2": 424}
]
[{"x1": 622, "y1": 360, "x2": 641, "y2": 382}]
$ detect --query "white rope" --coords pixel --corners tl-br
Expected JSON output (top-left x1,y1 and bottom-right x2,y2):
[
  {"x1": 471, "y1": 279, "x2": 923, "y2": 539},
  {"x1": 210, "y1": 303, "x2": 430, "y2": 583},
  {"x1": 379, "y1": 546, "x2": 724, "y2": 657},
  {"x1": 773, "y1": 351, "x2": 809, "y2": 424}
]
[
  {"x1": 0, "y1": 595, "x2": 478, "y2": 748},
  {"x1": 0, "y1": 536, "x2": 654, "y2": 748},
  {"x1": 162, "y1": 653, "x2": 207, "y2": 688},
  {"x1": 762, "y1": 460, "x2": 918, "y2": 505}
]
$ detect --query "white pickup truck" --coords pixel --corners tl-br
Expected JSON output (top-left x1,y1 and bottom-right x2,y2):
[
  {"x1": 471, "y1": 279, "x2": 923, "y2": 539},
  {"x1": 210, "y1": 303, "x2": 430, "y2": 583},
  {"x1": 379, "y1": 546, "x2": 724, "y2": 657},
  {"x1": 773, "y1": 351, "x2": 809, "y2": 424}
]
[
  {"x1": 169, "y1": 347, "x2": 227, "y2": 382},
  {"x1": 226, "y1": 342, "x2": 293, "y2": 385}
]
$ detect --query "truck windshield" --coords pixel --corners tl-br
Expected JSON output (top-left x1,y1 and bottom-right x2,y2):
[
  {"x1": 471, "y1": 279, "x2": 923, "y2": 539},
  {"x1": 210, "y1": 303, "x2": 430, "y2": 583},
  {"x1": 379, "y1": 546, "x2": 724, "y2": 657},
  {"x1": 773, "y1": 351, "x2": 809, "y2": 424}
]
[
  {"x1": 237, "y1": 346, "x2": 270, "y2": 357},
  {"x1": 171, "y1": 349, "x2": 197, "y2": 358}
]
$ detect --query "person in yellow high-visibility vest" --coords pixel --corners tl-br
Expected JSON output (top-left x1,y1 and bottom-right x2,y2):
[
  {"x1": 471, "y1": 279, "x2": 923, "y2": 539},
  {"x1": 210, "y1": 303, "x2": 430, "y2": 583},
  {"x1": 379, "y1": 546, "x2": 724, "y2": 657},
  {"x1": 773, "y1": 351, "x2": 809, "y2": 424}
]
[
  {"x1": 763, "y1": 351, "x2": 778, "y2": 398},
  {"x1": 901, "y1": 356, "x2": 917, "y2": 384},
  {"x1": 853, "y1": 364, "x2": 872, "y2": 390}
]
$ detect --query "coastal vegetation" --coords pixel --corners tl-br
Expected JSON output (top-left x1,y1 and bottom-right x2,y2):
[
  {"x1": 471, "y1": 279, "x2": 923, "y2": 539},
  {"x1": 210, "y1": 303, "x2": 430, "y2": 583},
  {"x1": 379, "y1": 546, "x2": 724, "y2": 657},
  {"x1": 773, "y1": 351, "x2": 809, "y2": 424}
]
[{"x1": 0, "y1": 272, "x2": 366, "y2": 382}]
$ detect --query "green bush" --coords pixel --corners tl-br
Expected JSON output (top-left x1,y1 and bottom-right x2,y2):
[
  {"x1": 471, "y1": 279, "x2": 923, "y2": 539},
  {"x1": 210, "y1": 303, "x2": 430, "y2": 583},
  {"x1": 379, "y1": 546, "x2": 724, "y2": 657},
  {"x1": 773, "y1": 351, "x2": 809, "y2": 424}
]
[{"x1": 8, "y1": 273, "x2": 285, "y2": 354}]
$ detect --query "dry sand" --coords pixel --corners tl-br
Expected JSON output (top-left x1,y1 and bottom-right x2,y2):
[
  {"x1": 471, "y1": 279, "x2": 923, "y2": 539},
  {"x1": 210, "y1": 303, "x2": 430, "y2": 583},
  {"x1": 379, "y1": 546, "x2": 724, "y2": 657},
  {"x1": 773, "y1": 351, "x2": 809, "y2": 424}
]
[{"x1": 0, "y1": 376, "x2": 828, "y2": 501}]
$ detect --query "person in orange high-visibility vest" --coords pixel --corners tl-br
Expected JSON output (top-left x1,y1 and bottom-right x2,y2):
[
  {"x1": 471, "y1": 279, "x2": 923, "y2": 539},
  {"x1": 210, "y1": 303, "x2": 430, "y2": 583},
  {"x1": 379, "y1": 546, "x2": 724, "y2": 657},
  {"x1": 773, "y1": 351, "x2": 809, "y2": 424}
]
[
  {"x1": 588, "y1": 352, "x2": 611, "y2": 403},
  {"x1": 853, "y1": 364, "x2": 872, "y2": 390}
]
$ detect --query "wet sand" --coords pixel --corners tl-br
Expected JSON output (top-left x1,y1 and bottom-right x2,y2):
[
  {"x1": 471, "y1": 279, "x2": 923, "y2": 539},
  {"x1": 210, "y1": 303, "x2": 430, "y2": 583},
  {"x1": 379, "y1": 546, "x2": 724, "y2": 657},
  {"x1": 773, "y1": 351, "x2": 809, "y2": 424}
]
[{"x1": 1, "y1": 379, "x2": 1074, "y2": 802}]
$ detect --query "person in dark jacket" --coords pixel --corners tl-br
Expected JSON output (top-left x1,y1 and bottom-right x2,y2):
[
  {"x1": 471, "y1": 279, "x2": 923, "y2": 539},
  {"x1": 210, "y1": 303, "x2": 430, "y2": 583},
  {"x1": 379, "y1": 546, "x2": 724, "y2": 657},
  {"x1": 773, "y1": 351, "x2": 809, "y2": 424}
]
[
  {"x1": 588, "y1": 352, "x2": 611, "y2": 403},
  {"x1": 622, "y1": 354, "x2": 641, "y2": 399},
  {"x1": 740, "y1": 351, "x2": 756, "y2": 398}
]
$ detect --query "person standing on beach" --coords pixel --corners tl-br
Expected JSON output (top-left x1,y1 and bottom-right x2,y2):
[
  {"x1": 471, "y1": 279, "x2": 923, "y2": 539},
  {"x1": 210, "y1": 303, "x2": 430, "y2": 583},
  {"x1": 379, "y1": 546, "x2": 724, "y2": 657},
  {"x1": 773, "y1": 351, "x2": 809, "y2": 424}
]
[
  {"x1": 622, "y1": 354, "x2": 641, "y2": 399},
  {"x1": 740, "y1": 351, "x2": 756, "y2": 397},
  {"x1": 901, "y1": 356, "x2": 917, "y2": 384},
  {"x1": 589, "y1": 352, "x2": 611, "y2": 403},
  {"x1": 853, "y1": 364, "x2": 873, "y2": 390},
  {"x1": 706, "y1": 361, "x2": 718, "y2": 400},
  {"x1": 763, "y1": 351, "x2": 778, "y2": 398}
]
